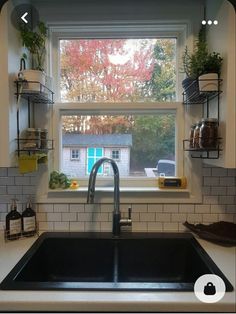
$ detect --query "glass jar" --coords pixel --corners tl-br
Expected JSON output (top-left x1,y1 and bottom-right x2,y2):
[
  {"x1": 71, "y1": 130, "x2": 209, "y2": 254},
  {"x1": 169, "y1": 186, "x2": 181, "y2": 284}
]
[
  {"x1": 199, "y1": 118, "x2": 218, "y2": 149},
  {"x1": 25, "y1": 128, "x2": 41, "y2": 149},
  {"x1": 40, "y1": 129, "x2": 48, "y2": 149},
  {"x1": 193, "y1": 121, "x2": 202, "y2": 149},
  {"x1": 189, "y1": 124, "x2": 196, "y2": 148}
]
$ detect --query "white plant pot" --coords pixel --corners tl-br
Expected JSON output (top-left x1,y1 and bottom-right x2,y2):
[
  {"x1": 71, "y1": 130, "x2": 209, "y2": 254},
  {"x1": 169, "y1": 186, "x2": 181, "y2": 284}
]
[
  {"x1": 198, "y1": 73, "x2": 219, "y2": 93},
  {"x1": 22, "y1": 70, "x2": 45, "y2": 92}
]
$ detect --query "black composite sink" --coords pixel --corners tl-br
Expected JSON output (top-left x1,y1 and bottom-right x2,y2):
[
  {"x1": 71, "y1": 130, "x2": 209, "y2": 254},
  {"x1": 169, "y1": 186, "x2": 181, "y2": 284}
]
[{"x1": 0, "y1": 232, "x2": 234, "y2": 291}]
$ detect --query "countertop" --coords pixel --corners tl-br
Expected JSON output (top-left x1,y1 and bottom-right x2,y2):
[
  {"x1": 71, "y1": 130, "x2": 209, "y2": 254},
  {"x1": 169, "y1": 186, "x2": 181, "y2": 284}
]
[{"x1": 0, "y1": 232, "x2": 235, "y2": 312}]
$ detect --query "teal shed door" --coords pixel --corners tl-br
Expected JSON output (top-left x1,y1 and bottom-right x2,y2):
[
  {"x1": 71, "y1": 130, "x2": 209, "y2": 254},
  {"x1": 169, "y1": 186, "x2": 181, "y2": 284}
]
[{"x1": 87, "y1": 147, "x2": 104, "y2": 174}]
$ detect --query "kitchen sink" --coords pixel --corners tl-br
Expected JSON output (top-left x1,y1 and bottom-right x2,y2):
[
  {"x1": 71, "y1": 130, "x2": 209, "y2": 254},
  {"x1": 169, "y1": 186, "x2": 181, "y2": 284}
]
[{"x1": 0, "y1": 232, "x2": 234, "y2": 291}]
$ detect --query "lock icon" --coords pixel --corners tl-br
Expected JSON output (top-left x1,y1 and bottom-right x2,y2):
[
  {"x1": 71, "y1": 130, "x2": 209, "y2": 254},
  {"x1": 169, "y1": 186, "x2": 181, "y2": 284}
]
[{"x1": 204, "y1": 282, "x2": 216, "y2": 295}]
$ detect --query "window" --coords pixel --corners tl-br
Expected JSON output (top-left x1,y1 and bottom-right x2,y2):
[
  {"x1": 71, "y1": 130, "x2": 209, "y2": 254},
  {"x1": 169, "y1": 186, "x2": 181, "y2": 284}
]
[
  {"x1": 111, "y1": 150, "x2": 120, "y2": 161},
  {"x1": 51, "y1": 23, "x2": 186, "y2": 190},
  {"x1": 60, "y1": 38, "x2": 176, "y2": 103},
  {"x1": 70, "y1": 149, "x2": 80, "y2": 160}
]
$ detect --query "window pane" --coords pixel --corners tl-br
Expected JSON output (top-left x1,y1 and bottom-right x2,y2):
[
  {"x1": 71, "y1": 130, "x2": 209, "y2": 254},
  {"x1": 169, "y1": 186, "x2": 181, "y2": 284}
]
[
  {"x1": 61, "y1": 114, "x2": 175, "y2": 178},
  {"x1": 60, "y1": 38, "x2": 176, "y2": 102}
]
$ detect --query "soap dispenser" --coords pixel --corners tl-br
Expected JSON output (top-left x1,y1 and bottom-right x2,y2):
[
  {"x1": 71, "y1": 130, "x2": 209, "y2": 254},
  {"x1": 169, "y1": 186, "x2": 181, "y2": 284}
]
[
  {"x1": 5, "y1": 199, "x2": 22, "y2": 240},
  {"x1": 22, "y1": 199, "x2": 36, "y2": 237}
]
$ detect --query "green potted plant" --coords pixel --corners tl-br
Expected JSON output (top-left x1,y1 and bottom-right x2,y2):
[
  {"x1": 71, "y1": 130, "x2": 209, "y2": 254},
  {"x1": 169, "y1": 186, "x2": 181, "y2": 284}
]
[
  {"x1": 182, "y1": 27, "x2": 223, "y2": 100},
  {"x1": 19, "y1": 21, "x2": 48, "y2": 91}
]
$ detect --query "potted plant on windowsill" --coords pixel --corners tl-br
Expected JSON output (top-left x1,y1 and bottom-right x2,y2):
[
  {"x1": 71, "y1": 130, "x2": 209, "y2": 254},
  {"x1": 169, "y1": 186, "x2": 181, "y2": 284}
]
[
  {"x1": 19, "y1": 21, "x2": 48, "y2": 91},
  {"x1": 182, "y1": 27, "x2": 223, "y2": 101}
]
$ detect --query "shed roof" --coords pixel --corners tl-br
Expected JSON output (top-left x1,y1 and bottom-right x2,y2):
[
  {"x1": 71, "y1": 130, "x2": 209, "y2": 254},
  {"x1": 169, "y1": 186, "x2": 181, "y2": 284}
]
[{"x1": 62, "y1": 133, "x2": 132, "y2": 147}]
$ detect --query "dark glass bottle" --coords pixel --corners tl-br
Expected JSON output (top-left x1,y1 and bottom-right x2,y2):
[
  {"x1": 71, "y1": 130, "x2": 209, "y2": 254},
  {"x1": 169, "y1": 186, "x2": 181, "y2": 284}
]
[
  {"x1": 5, "y1": 199, "x2": 22, "y2": 240},
  {"x1": 22, "y1": 200, "x2": 36, "y2": 237}
]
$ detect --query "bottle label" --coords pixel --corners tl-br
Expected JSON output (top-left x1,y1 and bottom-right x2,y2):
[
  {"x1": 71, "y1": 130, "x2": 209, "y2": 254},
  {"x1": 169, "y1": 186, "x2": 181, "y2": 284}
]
[
  {"x1": 23, "y1": 216, "x2": 36, "y2": 232},
  {"x1": 9, "y1": 219, "x2": 21, "y2": 235}
]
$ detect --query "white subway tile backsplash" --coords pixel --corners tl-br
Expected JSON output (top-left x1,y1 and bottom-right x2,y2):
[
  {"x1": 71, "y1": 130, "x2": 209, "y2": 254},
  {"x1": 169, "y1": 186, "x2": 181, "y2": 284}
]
[
  {"x1": 54, "y1": 222, "x2": 69, "y2": 231},
  {"x1": 202, "y1": 167, "x2": 211, "y2": 176},
  {"x1": 22, "y1": 185, "x2": 36, "y2": 195},
  {"x1": 171, "y1": 213, "x2": 187, "y2": 222},
  {"x1": 210, "y1": 204, "x2": 225, "y2": 213},
  {"x1": 0, "y1": 177, "x2": 15, "y2": 185},
  {"x1": 204, "y1": 177, "x2": 220, "y2": 186},
  {"x1": 36, "y1": 213, "x2": 47, "y2": 222},
  {"x1": 179, "y1": 204, "x2": 194, "y2": 213},
  {"x1": 100, "y1": 204, "x2": 114, "y2": 212},
  {"x1": 203, "y1": 195, "x2": 218, "y2": 205},
  {"x1": 7, "y1": 185, "x2": 23, "y2": 195},
  {"x1": 218, "y1": 214, "x2": 235, "y2": 222},
  {"x1": 148, "y1": 204, "x2": 163, "y2": 212},
  {"x1": 15, "y1": 177, "x2": 30, "y2": 185},
  {"x1": 163, "y1": 222, "x2": 178, "y2": 231},
  {"x1": 218, "y1": 196, "x2": 235, "y2": 205},
  {"x1": 132, "y1": 222, "x2": 147, "y2": 232},
  {"x1": 132, "y1": 204, "x2": 148, "y2": 212},
  {"x1": 227, "y1": 187, "x2": 236, "y2": 195},
  {"x1": 211, "y1": 167, "x2": 228, "y2": 177},
  {"x1": 147, "y1": 222, "x2": 162, "y2": 231},
  {"x1": 140, "y1": 212, "x2": 155, "y2": 222},
  {"x1": 100, "y1": 221, "x2": 112, "y2": 231},
  {"x1": 226, "y1": 205, "x2": 236, "y2": 213},
  {"x1": 202, "y1": 214, "x2": 218, "y2": 223},
  {"x1": 187, "y1": 214, "x2": 202, "y2": 223},
  {"x1": 38, "y1": 221, "x2": 54, "y2": 231},
  {"x1": 38, "y1": 204, "x2": 54, "y2": 213},
  {"x1": 47, "y1": 213, "x2": 61, "y2": 222},
  {"x1": 0, "y1": 186, "x2": 7, "y2": 195},
  {"x1": 156, "y1": 213, "x2": 171, "y2": 222},
  {"x1": 69, "y1": 204, "x2": 84, "y2": 212},
  {"x1": 163, "y1": 204, "x2": 178, "y2": 213},
  {"x1": 7, "y1": 168, "x2": 20, "y2": 177},
  {"x1": 227, "y1": 169, "x2": 236, "y2": 176},
  {"x1": 195, "y1": 204, "x2": 210, "y2": 213},
  {"x1": 85, "y1": 221, "x2": 101, "y2": 231},
  {"x1": 0, "y1": 168, "x2": 7, "y2": 176},
  {"x1": 219, "y1": 177, "x2": 235, "y2": 186},
  {"x1": 70, "y1": 222, "x2": 85, "y2": 231},
  {"x1": 62, "y1": 213, "x2": 77, "y2": 222},
  {"x1": 54, "y1": 204, "x2": 69, "y2": 212},
  {"x1": 85, "y1": 204, "x2": 100, "y2": 212},
  {"x1": 0, "y1": 165, "x2": 235, "y2": 233},
  {"x1": 0, "y1": 204, "x2": 7, "y2": 212},
  {"x1": 211, "y1": 187, "x2": 227, "y2": 195}
]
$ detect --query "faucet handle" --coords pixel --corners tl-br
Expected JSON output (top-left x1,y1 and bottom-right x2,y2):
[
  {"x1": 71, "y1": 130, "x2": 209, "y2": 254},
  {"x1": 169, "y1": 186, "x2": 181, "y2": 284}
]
[
  {"x1": 128, "y1": 207, "x2": 132, "y2": 220},
  {"x1": 120, "y1": 207, "x2": 132, "y2": 228}
]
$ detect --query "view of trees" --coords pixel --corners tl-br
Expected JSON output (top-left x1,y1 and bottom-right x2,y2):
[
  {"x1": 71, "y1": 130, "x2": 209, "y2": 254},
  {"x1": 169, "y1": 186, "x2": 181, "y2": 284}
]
[{"x1": 60, "y1": 38, "x2": 176, "y2": 174}]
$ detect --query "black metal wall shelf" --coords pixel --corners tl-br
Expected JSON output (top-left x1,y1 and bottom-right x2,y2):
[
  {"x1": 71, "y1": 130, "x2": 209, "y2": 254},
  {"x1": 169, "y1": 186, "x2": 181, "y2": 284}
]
[
  {"x1": 182, "y1": 78, "x2": 222, "y2": 105},
  {"x1": 15, "y1": 80, "x2": 54, "y2": 104},
  {"x1": 183, "y1": 139, "x2": 222, "y2": 159},
  {"x1": 182, "y1": 78, "x2": 223, "y2": 160},
  {"x1": 15, "y1": 80, "x2": 54, "y2": 157}
]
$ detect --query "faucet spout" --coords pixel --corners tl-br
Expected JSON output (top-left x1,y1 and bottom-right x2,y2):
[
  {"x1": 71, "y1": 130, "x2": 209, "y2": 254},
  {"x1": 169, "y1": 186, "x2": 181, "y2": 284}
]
[{"x1": 87, "y1": 157, "x2": 124, "y2": 236}]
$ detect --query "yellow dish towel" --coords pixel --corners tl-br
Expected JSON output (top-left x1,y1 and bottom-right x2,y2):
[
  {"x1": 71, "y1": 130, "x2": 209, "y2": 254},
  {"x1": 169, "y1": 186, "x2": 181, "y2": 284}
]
[{"x1": 18, "y1": 155, "x2": 38, "y2": 174}]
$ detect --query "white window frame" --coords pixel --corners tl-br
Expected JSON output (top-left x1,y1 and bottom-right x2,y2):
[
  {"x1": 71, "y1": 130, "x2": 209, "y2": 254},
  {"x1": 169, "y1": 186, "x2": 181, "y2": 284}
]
[
  {"x1": 36, "y1": 21, "x2": 202, "y2": 204},
  {"x1": 70, "y1": 148, "x2": 80, "y2": 160}
]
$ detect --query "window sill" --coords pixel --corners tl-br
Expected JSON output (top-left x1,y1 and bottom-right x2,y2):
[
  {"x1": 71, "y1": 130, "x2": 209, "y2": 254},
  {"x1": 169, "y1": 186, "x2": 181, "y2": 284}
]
[{"x1": 36, "y1": 186, "x2": 201, "y2": 204}]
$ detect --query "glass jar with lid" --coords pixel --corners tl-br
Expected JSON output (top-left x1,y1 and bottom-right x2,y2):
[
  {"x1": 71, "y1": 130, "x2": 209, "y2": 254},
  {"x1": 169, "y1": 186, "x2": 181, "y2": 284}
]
[
  {"x1": 193, "y1": 121, "x2": 202, "y2": 149},
  {"x1": 189, "y1": 123, "x2": 196, "y2": 148},
  {"x1": 25, "y1": 128, "x2": 41, "y2": 149},
  {"x1": 199, "y1": 118, "x2": 218, "y2": 149}
]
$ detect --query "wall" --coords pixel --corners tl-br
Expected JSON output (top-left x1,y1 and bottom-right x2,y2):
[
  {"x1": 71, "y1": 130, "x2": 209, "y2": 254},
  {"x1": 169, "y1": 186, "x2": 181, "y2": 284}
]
[{"x1": 0, "y1": 165, "x2": 235, "y2": 233}]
